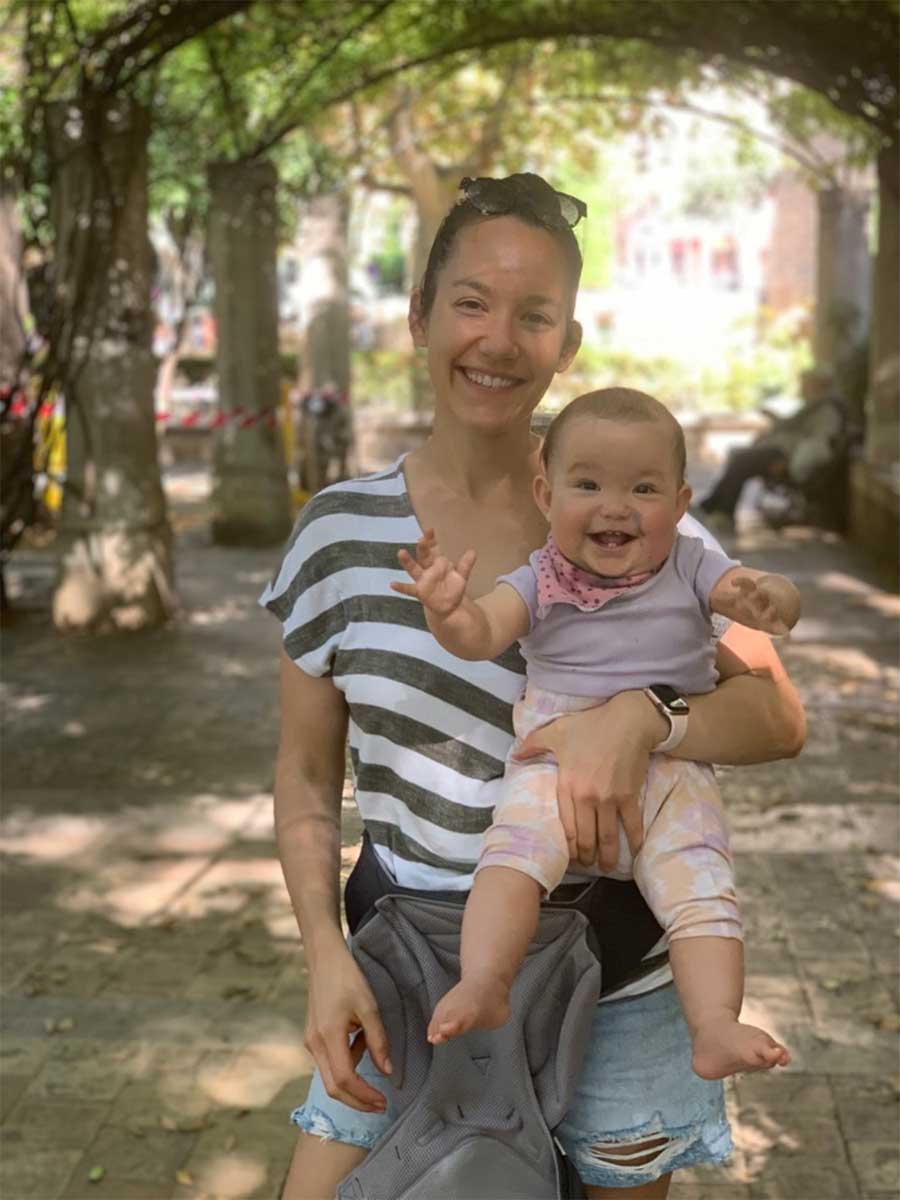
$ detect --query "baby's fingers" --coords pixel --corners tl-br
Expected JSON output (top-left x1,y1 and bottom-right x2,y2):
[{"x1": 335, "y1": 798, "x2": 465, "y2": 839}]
[
  {"x1": 731, "y1": 575, "x2": 758, "y2": 596},
  {"x1": 390, "y1": 580, "x2": 420, "y2": 598},
  {"x1": 457, "y1": 549, "x2": 477, "y2": 582},
  {"x1": 396, "y1": 548, "x2": 422, "y2": 580},
  {"x1": 416, "y1": 529, "x2": 439, "y2": 567}
]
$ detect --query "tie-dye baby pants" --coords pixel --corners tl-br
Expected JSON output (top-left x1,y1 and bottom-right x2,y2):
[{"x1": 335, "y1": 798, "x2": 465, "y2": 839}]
[{"x1": 478, "y1": 683, "x2": 742, "y2": 944}]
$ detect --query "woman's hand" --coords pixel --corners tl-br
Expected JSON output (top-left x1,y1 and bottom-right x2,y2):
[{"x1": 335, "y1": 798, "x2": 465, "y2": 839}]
[
  {"x1": 515, "y1": 690, "x2": 668, "y2": 871},
  {"x1": 303, "y1": 940, "x2": 392, "y2": 1114}
]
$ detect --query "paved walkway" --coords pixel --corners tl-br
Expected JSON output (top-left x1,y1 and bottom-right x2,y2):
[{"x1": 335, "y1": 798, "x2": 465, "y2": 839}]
[{"x1": 2, "y1": 471, "x2": 898, "y2": 1200}]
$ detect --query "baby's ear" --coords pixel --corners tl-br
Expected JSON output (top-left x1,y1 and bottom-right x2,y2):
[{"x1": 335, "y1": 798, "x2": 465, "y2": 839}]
[
  {"x1": 675, "y1": 483, "x2": 692, "y2": 521},
  {"x1": 533, "y1": 472, "x2": 552, "y2": 518}
]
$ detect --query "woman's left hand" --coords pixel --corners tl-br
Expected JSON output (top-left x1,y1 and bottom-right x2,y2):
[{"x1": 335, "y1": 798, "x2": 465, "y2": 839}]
[{"x1": 514, "y1": 690, "x2": 668, "y2": 871}]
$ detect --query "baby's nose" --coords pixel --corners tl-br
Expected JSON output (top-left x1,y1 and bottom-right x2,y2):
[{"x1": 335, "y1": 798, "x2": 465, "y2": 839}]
[{"x1": 599, "y1": 493, "x2": 632, "y2": 516}]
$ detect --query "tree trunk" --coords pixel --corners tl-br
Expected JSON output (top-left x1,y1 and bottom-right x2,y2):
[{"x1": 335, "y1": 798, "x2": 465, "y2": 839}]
[
  {"x1": 865, "y1": 142, "x2": 900, "y2": 466},
  {"x1": 299, "y1": 190, "x2": 351, "y2": 395},
  {"x1": 0, "y1": 180, "x2": 32, "y2": 616},
  {"x1": 296, "y1": 189, "x2": 352, "y2": 493},
  {"x1": 814, "y1": 185, "x2": 871, "y2": 374},
  {"x1": 408, "y1": 172, "x2": 459, "y2": 412},
  {"x1": 0, "y1": 184, "x2": 27, "y2": 389},
  {"x1": 47, "y1": 97, "x2": 175, "y2": 633},
  {"x1": 207, "y1": 159, "x2": 291, "y2": 545}
]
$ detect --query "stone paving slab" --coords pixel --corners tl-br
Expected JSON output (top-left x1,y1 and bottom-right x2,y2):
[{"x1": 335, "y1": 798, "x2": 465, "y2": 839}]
[{"x1": 2, "y1": 496, "x2": 898, "y2": 1199}]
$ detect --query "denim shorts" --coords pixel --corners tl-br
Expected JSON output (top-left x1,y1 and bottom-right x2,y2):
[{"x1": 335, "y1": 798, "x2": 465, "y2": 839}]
[{"x1": 291, "y1": 981, "x2": 732, "y2": 1189}]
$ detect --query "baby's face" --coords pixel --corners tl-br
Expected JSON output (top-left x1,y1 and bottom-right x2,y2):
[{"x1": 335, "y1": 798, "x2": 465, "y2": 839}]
[{"x1": 534, "y1": 416, "x2": 691, "y2": 577}]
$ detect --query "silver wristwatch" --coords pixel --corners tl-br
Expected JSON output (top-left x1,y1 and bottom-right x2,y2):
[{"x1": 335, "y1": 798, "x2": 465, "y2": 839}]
[{"x1": 643, "y1": 684, "x2": 690, "y2": 753}]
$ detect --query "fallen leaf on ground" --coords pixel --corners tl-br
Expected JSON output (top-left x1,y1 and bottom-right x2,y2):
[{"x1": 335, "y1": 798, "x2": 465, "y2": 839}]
[
  {"x1": 175, "y1": 1169, "x2": 194, "y2": 1185},
  {"x1": 222, "y1": 985, "x2": 257, "y2": 1001},
  {"x1": 161, "y1": 1114, "x2": 210, "y2": 1133},
  {"x1": 88, "y1": 1165, "x2": 105, "y2": 1183}
]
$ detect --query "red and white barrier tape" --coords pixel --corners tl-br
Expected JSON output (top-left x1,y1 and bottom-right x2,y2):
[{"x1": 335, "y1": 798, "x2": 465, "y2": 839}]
[
  {"x1": 3, "y1": 393, "x2": 56, "y2": 420},
  {"x1": 155, "y1": 407, "x2": 279, "y2": 431}
]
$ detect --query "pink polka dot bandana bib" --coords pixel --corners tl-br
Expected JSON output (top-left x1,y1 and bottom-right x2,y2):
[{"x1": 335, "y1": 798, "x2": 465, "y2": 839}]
[{"x1": 534, "y1": 535, "x2": 655, "y2": 618}]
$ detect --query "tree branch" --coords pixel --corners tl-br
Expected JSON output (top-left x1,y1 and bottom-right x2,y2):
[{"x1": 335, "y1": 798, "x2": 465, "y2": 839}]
[
  {"x1": 250, "y1": 0, "x2": 397, "y2": 159},
  {"x1": 203, "y1": 33, "x2": 247, "y2": 158},
  {"x1": 550, "y1": 90, "x2": 839, "y2": 183}
]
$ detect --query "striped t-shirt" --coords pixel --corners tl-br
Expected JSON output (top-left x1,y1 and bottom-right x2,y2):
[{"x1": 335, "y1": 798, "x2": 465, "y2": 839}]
[
  {"x1": 260, "y1": 459, "x2": 527, "y2": 891},
  {"x1": 260, "y1": 457, "x2": 729, "y2": 999}
]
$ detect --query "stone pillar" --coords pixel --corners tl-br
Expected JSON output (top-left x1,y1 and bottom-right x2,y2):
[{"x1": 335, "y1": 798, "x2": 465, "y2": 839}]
[
  {"x1": 814, "y1": 186, "x2": 871, "y2": 373},
  {"x1": 298, "y1": 190, "x2": 351, "y2": 396},
  {"x1": 865, "y1": 143, "x2": 900, "y2": 467},
  {"x1": 207, "y1": 159, "x2": 292, "y2": 545}
]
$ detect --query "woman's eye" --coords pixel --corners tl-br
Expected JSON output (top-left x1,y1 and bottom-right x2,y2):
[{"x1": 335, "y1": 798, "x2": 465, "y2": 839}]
[
  {"x1": 523, "y1": 311, "x2": 553, "y2": 327},
  {"x1": 456, "y1": 299, "x2": 484, "y2": 312}
]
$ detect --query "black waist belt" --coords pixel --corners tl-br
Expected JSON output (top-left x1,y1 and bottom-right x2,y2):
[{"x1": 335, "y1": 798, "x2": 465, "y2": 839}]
[{"x1": 344, "y1": 832, "x2": 667, "y2": 998}]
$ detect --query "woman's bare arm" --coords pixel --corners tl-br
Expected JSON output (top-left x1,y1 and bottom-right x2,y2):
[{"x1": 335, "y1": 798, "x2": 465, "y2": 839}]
[
  {"x1": 673, "y1": 623, "x2": 806, "y2": 764},
  {"x1": 275, "y1": 648, "x2": 391, "y2": 1112}
]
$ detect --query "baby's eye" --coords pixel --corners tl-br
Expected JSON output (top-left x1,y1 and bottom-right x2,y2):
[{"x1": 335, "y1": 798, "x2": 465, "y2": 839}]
[
  {"x1": 575, "y1": 479, "x2": 599, "y2": 491},
  {"x1": 634, "y1": 483, "x2": 658, "y2": 495}
]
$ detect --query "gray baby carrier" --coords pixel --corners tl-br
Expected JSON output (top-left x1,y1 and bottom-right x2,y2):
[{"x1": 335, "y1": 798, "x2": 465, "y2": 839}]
[{"x1": 336, "y1": 836, "x2": 667, "y2": 1200}]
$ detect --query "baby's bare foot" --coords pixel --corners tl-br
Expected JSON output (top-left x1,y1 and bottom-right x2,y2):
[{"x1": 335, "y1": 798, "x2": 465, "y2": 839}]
[
  {"x1": 427, "y1": 976, "x2": 511, "y2": 1044},
  {"x1": 692, "y1": 1017, "x2": 791, "y2": 1080}
]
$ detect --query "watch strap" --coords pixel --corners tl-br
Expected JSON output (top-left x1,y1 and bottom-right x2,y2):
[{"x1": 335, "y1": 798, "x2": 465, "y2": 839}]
[{"x1": 643, "y1": 688, "x2": 689, "y2": 753}]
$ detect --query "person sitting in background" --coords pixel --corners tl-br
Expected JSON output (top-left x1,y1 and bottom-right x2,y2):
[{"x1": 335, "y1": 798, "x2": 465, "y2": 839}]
[{"x1": 698, "y1": 366, "x2": 846, "y2": 532}]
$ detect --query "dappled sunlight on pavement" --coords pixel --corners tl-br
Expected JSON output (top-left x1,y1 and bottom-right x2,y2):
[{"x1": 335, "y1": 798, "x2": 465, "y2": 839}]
[{"x1": 2, "y1": 502, "x2": 898, "y2": 1197}]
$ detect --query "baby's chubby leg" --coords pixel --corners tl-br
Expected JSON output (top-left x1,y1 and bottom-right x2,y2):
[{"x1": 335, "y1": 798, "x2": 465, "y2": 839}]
[
  {"x1": 428, "y1": 754, "x2": 569, "y2": 1045},
  {"x1": 428, "y1": 866, "x2": 541, "y2": 1044},
  {"x1": 669, "y1": 937, "x2": 790, "y2": 1079},
  {"x1": 636, "y1": 758, "x2": 790, "y2": 1079}
]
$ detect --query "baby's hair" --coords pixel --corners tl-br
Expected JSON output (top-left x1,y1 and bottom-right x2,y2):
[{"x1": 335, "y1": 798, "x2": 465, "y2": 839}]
[{"x1": 541, "y1": 388, "x2": 687, "y2": 484}]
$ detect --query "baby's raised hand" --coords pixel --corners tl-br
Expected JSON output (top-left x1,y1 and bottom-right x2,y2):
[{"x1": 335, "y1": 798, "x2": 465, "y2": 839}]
[
  {"x1": 391, "y1": 531, "x2": 477, "y2": 620},
  {"x1": 721, "y1": 572, "x2": 799, "y2": 636}
]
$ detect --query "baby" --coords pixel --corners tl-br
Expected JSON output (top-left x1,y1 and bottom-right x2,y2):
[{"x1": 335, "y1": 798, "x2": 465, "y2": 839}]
[{"x1": 393, "y1": 387, "x2": 800, "y2": 1081}]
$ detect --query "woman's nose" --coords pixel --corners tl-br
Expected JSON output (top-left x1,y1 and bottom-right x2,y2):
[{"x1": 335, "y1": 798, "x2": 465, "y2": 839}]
[{"x1": 478, "y1": 315, "x2": 519, "y2": 359}]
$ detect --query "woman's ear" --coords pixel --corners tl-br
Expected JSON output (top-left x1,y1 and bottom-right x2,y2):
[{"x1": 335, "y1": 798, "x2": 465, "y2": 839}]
[
  {"x1": 408, "y1": 288, "x2": 428, "y2": 348},
  {"x1": 556, "y1": 319, "x2": 582, "y2": 373},
  {"x1": 533, "y1": 470, "x2": 553, "y2": 519}
]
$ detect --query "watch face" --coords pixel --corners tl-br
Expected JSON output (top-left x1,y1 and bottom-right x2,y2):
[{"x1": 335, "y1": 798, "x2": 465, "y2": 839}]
[{"x1": 651, "y1": 684, "x2": 689, "y2": 714}]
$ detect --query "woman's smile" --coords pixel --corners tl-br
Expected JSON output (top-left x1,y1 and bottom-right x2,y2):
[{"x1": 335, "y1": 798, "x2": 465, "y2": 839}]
[{"x1": 458, "y1": 366, "x2": 524, "y2": 392}]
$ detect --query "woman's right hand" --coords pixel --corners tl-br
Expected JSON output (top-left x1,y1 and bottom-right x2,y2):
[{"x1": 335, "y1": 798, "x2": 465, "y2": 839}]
[{"x1": 304, "y1": 941, "x2": 393, "y2": 1113}]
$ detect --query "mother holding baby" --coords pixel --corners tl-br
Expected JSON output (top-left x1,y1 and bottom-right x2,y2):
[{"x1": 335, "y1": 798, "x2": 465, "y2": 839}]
[{"x1": 262, "y1": 173, "x2": 805, "y2": 1199}]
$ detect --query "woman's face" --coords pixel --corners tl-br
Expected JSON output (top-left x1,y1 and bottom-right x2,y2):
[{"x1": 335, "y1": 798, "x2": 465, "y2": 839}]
[{"x1": 409, "y1": 216, "x2": 582, "y2": 434}]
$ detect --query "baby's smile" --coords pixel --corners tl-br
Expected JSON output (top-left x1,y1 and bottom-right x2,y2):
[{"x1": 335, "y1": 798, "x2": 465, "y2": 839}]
[{"x1": 588, "y1": 530, "x2": 638, "y2": 548}]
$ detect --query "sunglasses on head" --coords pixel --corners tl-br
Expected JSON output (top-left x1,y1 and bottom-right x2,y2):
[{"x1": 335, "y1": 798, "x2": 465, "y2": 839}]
[{"x1": 459, "y1": 174, "x2": 587, "y2": 230}]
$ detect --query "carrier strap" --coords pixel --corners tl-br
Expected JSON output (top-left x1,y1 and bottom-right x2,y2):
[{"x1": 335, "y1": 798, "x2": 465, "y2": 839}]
[{"x1": 344, "y1": 832, "x2": 667, "y2": 998}]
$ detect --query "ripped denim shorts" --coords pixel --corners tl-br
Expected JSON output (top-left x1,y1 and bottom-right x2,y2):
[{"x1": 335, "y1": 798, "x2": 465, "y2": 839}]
[{"x1": 291, "y1": 981, "x2": 731, "y2": 1188}]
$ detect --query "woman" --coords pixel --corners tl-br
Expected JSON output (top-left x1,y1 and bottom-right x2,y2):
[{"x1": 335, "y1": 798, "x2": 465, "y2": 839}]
[{"x1": 262, "y1": 174, "x2": 805, "y2": 1199}]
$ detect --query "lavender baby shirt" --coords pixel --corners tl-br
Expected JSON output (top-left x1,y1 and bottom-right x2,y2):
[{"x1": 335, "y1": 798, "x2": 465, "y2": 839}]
[{"x1": 497, "y1": 531, "x2": 739, "y2": 699}]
